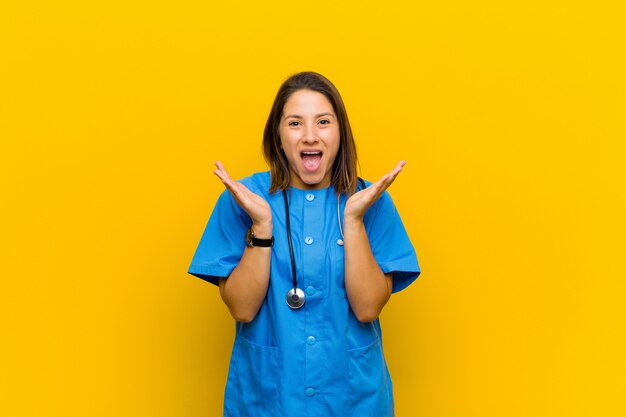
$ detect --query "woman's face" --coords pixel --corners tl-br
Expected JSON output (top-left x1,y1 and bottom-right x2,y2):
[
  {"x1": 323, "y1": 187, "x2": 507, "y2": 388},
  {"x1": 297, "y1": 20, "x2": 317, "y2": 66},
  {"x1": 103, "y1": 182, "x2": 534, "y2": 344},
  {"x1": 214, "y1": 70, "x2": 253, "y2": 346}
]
[{"x1": 279, "y1": 89, "x2": 340, "y2": 190}]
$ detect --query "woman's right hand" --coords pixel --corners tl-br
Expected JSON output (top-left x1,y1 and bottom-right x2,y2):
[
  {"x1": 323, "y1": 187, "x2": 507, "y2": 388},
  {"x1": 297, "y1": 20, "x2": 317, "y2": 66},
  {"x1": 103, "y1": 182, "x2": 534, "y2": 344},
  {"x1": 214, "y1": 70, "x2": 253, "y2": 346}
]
[
  {"x1": 213, "y1": 161, "x2": 272, "y2": 323},
  {"x1": 213, "y1": 161, "x2": 272, "y2": 233}
]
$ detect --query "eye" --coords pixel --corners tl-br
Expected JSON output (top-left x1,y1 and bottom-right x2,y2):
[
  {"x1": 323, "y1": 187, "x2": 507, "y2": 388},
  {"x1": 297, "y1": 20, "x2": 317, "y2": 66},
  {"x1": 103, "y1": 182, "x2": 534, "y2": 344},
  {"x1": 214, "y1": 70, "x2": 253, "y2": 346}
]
[
  {"x1": 319, "y1": 119, "x2": 330, "y2": 125},
  {"x1": 288, "y1": 120, "x2": 301, "y2": 126}
]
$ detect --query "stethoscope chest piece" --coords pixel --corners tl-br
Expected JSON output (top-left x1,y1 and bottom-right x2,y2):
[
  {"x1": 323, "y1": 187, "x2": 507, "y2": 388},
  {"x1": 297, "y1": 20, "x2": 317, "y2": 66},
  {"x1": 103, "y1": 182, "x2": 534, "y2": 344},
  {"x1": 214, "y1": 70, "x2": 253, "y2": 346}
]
[{"x1": 286, "y1": 287, "x2": 305, "y2": 309}]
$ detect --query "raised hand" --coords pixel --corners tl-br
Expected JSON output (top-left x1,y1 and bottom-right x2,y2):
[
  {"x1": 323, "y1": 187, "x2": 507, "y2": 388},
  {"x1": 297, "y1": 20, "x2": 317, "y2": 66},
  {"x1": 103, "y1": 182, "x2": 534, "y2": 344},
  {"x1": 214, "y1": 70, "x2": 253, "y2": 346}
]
[
  {"x1": 344, "y1": 160, "x2": 406, "y2": 223},
  {"x1": 213, "y1": 161, "x2": 272, "y2": 230}
]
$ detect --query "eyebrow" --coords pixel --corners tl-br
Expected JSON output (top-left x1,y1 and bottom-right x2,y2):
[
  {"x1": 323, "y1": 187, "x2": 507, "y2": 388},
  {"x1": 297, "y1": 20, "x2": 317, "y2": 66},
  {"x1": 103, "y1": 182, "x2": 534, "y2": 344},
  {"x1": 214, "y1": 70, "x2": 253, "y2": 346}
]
[{"x1": 283, "y1": 112, "x2": 335, "y2": 119}]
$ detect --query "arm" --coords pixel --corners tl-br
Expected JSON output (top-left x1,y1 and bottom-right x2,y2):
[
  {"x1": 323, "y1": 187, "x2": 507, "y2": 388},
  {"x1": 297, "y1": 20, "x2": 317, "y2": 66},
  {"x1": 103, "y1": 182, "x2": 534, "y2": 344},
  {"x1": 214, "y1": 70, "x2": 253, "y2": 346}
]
[
  {"x1": 214, "y1": 161, "x2": 272, "y2": 323},
  {"x1": 343, "y1": 161, "x2": 405, "y2": 322},
  {"x1": 218, "y1": 221, "x2": 272, "y2": 323},
  {"x1": 344, "y1": 220, "x2": 393, "y2": 322}
]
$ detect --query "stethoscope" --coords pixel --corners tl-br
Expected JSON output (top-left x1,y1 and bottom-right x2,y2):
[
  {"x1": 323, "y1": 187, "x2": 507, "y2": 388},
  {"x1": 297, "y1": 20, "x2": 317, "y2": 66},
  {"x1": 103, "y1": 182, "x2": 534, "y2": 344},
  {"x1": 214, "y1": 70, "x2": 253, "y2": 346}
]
[{"x1": 282, "y1": 179, "x2": 365, "y2": 309}]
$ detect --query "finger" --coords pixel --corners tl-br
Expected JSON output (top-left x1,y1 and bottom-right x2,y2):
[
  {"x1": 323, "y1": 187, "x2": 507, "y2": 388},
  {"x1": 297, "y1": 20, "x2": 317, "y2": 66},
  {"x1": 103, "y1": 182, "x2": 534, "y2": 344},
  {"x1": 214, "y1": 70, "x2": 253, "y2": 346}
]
[
  {"x1": 224, "y1": 178, "x2": 260, "y2": 208},
  {"x1": 384, "y1": 160, "x2": 404, "y2": 181},
  {"x1": 390, "y1": 160, "x2": 406, "y2": 177},
  {"x1": 377, "y1": 160, "x2": 405, "y2": 189},
  {"x1": 356, "y1": 174, "x2": 388, "y2": 205},
  {"x1": 384, "y1": 160, "x2": 405, "y2": 185},
  {"x1": 370, "y1": 160, "x2": 406, "y2": 200},
  {"x1": 213, "y1": 161, "x2": 246, "y2": 199},
  {"x1": 213, "y1": 160, "x2": 231, "y2": 182},
  {"x1": 213, "y1": 161, "x2": 238, "y2": 188}
]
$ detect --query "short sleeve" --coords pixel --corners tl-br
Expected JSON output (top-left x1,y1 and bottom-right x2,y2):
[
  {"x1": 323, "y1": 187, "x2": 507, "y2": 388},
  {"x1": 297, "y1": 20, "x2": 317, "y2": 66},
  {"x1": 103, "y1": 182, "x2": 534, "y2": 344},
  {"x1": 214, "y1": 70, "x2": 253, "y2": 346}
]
[
  {"x1": 364, "y1": 190, "x2": 421, "y2": 293},
  {"x1": 187, "y1": 189, "x2": 251, "y2": 286}
]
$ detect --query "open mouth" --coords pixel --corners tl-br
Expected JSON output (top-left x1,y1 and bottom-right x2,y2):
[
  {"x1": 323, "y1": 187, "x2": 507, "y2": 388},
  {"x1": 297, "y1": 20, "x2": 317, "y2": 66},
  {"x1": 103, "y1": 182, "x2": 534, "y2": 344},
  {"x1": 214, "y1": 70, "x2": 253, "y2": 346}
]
[{"x1": 301, "y1": 151, "x2": 323, "y2": 171}]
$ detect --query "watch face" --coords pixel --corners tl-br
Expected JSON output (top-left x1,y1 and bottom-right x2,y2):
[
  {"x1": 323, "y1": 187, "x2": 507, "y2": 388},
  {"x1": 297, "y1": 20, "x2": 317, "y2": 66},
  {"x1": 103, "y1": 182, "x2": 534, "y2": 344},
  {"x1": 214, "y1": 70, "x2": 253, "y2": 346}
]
[{"x1": 246, "y1": 228, "x2": 254, "y2": 247}]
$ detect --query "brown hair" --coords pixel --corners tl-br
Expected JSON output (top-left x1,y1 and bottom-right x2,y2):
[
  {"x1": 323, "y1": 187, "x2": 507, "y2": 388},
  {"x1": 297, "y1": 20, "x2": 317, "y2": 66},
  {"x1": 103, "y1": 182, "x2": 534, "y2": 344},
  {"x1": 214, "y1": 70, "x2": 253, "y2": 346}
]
[{"x1": 263, "y1": 71, "x2": 358, "y2": 195}]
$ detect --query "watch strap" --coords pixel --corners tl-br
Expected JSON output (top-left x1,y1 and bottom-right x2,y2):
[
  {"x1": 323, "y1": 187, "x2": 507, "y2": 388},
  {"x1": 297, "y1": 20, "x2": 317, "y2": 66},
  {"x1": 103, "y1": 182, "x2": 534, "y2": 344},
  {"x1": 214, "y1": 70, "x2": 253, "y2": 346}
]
[{"x1": 246, "y1": 227, "x2": 274, "y2": 247}]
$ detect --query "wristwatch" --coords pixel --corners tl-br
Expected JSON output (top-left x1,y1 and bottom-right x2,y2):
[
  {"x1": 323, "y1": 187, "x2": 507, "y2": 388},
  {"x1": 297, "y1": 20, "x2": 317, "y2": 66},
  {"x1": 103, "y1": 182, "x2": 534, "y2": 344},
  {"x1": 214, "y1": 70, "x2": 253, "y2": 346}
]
[{"x1": 246, "y1": 227, "x2": 274, "y2": 248}]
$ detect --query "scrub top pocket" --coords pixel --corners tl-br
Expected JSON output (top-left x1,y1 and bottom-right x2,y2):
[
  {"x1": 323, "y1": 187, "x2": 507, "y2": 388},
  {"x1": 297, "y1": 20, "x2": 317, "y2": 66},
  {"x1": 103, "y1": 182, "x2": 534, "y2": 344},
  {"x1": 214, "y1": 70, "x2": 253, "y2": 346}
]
[
  {"x1": 227, "y1": 335, "x2": 280, "y2": 417},
  {"x1": 347, "y1": 338, "x2": 394, "y2": 417}
]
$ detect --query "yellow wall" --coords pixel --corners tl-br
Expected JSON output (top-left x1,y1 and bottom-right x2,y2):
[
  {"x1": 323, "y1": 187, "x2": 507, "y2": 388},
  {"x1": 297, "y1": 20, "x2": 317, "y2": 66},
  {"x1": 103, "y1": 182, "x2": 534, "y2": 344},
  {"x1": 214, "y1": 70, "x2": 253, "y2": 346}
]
[{"x1": 1, "y1": 1, "x2": 625, "y2": 416}]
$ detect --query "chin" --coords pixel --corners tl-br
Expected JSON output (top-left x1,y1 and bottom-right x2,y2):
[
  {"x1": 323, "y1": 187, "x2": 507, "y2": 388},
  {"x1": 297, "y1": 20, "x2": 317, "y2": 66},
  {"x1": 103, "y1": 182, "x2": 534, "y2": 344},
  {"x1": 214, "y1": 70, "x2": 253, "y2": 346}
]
[
  {"x1": 294, "y1": 174, "x2": 325, "y2": 189},
  {"x1": 303, "y1": 176, "x2": 324, "y2": 185},
  {"x1": 290, "y1": 165, "x2": 331, "y2": 189}
]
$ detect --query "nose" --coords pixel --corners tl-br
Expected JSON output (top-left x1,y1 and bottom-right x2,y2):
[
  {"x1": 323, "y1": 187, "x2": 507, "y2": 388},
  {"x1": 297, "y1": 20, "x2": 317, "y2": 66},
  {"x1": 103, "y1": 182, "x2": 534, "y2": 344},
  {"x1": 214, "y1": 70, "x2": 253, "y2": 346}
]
[{"x1": 302, "y1": 124, "x2": 318, "y2": 144}]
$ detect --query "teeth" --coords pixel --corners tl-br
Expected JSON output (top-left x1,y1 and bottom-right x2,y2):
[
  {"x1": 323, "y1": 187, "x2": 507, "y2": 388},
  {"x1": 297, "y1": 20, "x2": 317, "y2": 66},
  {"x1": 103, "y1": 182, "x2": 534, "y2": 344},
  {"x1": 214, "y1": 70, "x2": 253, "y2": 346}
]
[{"x1": 302, "y1": 151, "x2": 321, "y2": 155}]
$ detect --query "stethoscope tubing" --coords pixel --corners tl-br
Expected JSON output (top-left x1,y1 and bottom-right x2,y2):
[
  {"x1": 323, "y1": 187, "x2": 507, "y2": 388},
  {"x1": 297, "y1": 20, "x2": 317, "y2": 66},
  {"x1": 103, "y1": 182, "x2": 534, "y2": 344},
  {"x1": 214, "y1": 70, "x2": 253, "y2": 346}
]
[
  {"x1": 281, "y1": 179, "x2": 366, "y2": 309},
  {"x1": 282, "y1": 190, "x2": 298, "y2": 291}
]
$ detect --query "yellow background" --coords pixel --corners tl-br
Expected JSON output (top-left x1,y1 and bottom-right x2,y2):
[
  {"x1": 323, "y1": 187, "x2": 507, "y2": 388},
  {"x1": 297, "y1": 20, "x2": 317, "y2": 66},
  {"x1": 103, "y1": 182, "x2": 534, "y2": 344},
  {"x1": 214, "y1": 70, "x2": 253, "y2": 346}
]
[{"x1": 1, "y1": 1, "x2": 625, "y2": 416}]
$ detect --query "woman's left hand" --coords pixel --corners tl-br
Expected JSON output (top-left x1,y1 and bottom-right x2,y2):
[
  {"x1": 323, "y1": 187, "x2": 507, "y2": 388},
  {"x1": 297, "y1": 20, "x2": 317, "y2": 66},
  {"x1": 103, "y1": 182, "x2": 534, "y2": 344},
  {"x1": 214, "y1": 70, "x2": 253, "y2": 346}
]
[{"x1": 344, "y1": 160, "x2": 406, "y2": 223}]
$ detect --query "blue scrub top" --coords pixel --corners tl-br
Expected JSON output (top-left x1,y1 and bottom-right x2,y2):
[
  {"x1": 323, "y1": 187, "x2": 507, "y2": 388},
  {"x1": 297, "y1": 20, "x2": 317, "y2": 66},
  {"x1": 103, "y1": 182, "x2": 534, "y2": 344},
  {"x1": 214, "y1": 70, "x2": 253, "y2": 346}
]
[{"x1": 188, "y1": 171, "x2": 420, "y2": 417}]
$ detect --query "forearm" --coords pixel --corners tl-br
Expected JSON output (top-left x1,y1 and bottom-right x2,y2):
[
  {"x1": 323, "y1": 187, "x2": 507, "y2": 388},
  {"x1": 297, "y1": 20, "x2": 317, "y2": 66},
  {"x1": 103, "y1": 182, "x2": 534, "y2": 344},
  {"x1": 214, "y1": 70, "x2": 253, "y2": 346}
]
[
  {"x1": 219, "y1": 222, "x2": 272, "y2": 323},
  {"x1": 343, "y1": 219, "x2": 392, "y2": 322}
]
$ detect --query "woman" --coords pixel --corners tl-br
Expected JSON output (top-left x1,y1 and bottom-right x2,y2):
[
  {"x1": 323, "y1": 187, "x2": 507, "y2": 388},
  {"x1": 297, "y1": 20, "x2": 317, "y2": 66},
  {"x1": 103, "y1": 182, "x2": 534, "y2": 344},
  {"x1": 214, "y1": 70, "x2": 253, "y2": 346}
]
[{"x1": 188, "y1": 71, "x2": 420, "y2": 417}]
